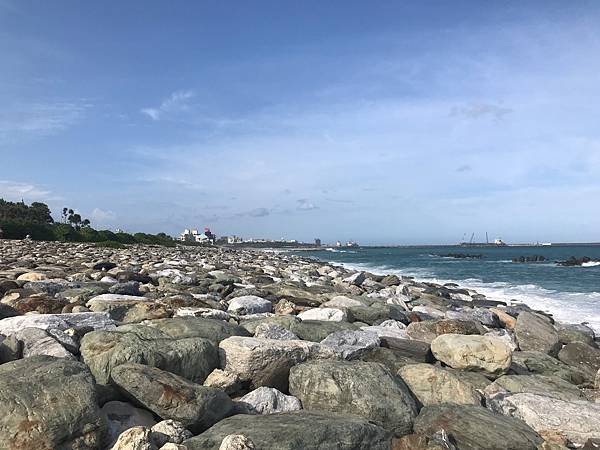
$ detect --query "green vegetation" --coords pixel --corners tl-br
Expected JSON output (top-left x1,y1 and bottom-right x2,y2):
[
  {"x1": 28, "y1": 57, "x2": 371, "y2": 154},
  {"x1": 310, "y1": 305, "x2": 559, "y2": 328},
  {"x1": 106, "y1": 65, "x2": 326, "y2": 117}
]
[{"x1": 0, "y1": 199, "x2": 175, "y2": 247}]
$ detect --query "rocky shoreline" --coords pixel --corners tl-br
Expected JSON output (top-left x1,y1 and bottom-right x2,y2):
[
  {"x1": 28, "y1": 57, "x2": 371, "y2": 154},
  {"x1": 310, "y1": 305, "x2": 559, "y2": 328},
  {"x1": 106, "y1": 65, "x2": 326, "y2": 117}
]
[{"x1": 0, "y1": 239, "x2": 599, "y2": 450}]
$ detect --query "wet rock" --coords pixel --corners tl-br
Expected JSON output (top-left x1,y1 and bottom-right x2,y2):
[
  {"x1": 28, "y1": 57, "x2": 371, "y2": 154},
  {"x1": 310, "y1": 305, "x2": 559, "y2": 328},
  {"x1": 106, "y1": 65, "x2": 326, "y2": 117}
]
[
  {"x1": 430, "y1": 334, "x2": 512, "y2": 375},
  {"x1": 237, "y1": 387, "x2": 302, "y2": 414},
  {"x1": 183, "y1": 411, "x2": 391, "y2": 450},
  {"x1": 413, "y1": 404, "x2": 543, "y2": 450},
  {"x1": 398, "y1": 363, "x2": 482, "y2": 406},
  {"x1": 111, "y1": 363, "x2": 233, "y2": 434},
  {"x1": 289, "y1": 360, "x2": 418, "y2": 435},
  {"x1": 0, "y1": 356, "x2": 106, "y2": 449},
  {"x1": 515, "y1": 312, "x2": 561, "y2": 356}
]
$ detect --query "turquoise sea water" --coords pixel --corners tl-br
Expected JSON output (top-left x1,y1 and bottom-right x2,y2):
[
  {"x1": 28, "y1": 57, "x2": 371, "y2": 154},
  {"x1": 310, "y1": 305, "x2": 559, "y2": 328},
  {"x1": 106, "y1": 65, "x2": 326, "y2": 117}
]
[{"x1": 298, "y1": 245, "x2": 600, "y2": 332}]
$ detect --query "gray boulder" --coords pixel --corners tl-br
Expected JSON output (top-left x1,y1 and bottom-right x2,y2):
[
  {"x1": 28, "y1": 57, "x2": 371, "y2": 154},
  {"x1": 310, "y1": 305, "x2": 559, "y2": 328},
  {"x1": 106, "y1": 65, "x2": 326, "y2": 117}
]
[
  {"x1": 413, "y1": 404, "x2": 543, "y2": 450},
  {"x1": 111, "y1": 363, "x2": 233, "y2": 434},
  {"x1": 144, "y1": 317, "x2": 250, "y2": 343},
  {"x1": 227, "y1": 296, "x2": 272, "y2": 315},
  {"x1": 320, "y1": 330, "x2": 380, "y2": 359},
  {"x1": 483, "y1": 374, "x2": 585, "y2": 402},
  {"x1": 0, "y1": 311, "x2": 116, "y2": 335},
  {"x1": 80, "y1": 324, "x2": 218, "y2": 384},
  {"x1": 101, "y1": 400, "x2": 157, "y2": 446},
  {"x1": 183, "y1": 411, "x2": 391, "y2": 450},
  {"x1": 514, "y1": 312, "x2": 560, "y2": 356},
  {"x1": 237, "y1": 387, "x2": 302, "y2": 414},
  {"x1": 0, "y1": 356, "x2": 106, "y2": 449},
  {"x1": 488, "y1": 392, "x2": 600, "y2": 447},
  {"x1": 12, "y1": 326, "x2": 75, "y2": 359},
  {"x1": 511, "y1": 350, "x2": 588, "y2": 385},
  {"x1": 557, "y1": 323, "x2": 596, "y2": 346},
  {"x1": 557, "y1": 342, "x2": 600, "y2": 383},
  {"x1": 289, "y1": 360, "x2": 418, "y2": 436},
  {"x1": 289, "y1": 320, "x2": 358, "y2": 342},
  {"x1": 253, "y1": 323, "x2": 298, "y2": 340}
]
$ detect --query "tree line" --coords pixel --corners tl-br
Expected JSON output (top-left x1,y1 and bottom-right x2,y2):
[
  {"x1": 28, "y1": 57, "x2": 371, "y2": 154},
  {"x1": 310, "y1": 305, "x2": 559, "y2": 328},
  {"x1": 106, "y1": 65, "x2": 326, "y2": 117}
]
[{"x1": 0, "y1": 199, "x2": 175, "y2": 247}]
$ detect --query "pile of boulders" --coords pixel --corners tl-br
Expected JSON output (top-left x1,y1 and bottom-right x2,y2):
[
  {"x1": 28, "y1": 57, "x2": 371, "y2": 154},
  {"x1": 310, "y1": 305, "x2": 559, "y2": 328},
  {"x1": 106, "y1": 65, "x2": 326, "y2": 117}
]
[{"x1": 0, "y1": 239, "x2": 599, "y2": 449}]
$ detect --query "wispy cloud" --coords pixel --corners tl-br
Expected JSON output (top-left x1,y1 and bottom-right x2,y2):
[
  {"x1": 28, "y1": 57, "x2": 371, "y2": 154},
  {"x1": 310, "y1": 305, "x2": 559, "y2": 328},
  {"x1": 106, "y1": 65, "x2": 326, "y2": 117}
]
[
  {"x1": 0, "y1": 101, "x2": 90, "y2": 142},
  {"x1": 140, "y1": 90, "x2": 195, "y2": 121},
  {"x1": 297, "y1": 199, "x2": 319, "y2": 210},
  {"x1": 456, "y1": 164, "x2": 472, "y2": 173},
  {"x1": 450, "y1": 103, "x2": 513, "y2": 121},
  {"x1": 89, "y1": 207, "x2": 116, "y2": 225},
  {"x1": 0, "y1": 180, "x2": 58, "y2": 202}
]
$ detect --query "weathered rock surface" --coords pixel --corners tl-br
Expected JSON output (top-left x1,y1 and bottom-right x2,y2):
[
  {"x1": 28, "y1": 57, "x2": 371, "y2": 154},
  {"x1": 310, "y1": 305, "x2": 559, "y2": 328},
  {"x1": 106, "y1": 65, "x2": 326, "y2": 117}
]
[
  {"x1": 237, "y1": 387, "x2": 302, "y2": 414},
  {"x1": 430, "y1": 334, "x2": 512, "y2": 374},
  {"x1": 514, "y1": 312, "x2": 561, "y2": 355},
  {"x1": 144, "y1": 317, "x2": 250, "y2": 343},
  {"x1": 111, "y1": 363, "x2": 234, "y2": 433},
  {"x1": 398, "y1": 363, "x2": 482, "y2": 406},
  {"x1": 0, "y1": 311, "x2": 116, "y2": 335},
  {"x1": 297, "y1": 307, "x2": 347, "y2": 322},
  {"x1": 183, "y1": 411, "x2": 392, "y2": 450},
  {"x1": 319, "y1": 329, "x2": 380, "y2": 359},
  {"x1": 488, "y1": 392, "x2": 600, "y2": 446},
  {"x1": 227, "y1": 295, "x2": 272, "y2": 315},
  {"x1": 0, "y1": 356, "x2": 106, "y2": 449},
  {"x1": 557, "y1": 342, "x2": 600, "y2": 383},
  {"x1": 484, "y1": 374, "x2": 585, "y2": 401},
  {"x1": 80, "y1": 324, "x2": 218, "y2": 384},
  {"x1": 511, "y1": 351, "x2": 588, "y2": 385},
  {"x1": 101, "y1": 400, "x2": 157, "y2": 446},
  {"x1": 413, "y1": 404, "x2": 543, "y2": 450},
  {"x1": 289, "y1": 360, "x2": 418, "y2": 435}
]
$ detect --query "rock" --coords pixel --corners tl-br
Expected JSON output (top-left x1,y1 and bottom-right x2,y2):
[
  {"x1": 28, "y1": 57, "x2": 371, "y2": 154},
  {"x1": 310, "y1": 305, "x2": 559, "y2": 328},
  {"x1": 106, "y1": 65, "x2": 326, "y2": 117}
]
[
  {"x1": 413, "y1": 404, "x2": 543, "y2": 450},
  {"x1": 111, "y1": 426, "x2": 154, "y2": 450},
  {"x1": 109, "y1": 281, "x2": 142, "y2": 296},
  {"x1": 16, "y1": 272, "x2": 48, "y2": 281},
  {"x1": 0, "y1": 302, "x2": 20, "y2": 319},
  {"x1": 297, "y1": 307, "x2": 347, "y2": 322},
  {"x1": 160, "y1": 444, "x2": 187, "y2": 450},
  {"x1": 0, "y1": 356, "x2": 106, "y2": 449},
  {"x1": 0, "y1": 311, "x2": 116, "y2": 335},
  {"x1": 151, "y1": 420, "x2": 193, "y2": 446},
  {"x1": 490, "y1": 307, "x2": 517, "y2": 329},
  {"x1": 511, "y1": 351, "x2": 588, "y2": 386},
  {"x1": 111, "y1": 363, "x2": 233, "y2": 434},
  {"x1": 398, "y1": 363, "x2": 482, "y2": 406},
  {"x1": 322, "y1": 295, "x2": 364, "y2": 308},
  {"x1": 557, "y1": 323, "x2": 596, "y2": 346},
  {"x1": 484, "y1": 374, "x2": 585, "y2": 402},
  {"x1": 101, "y1": 401, "x2": 157, "y2": 446},
  {"x1": 359, "y1": 346, "x2": 420, "y2": 372},
  {"x1": 145, "y1": 317, "x2": 250, "y2": 343},
  {"x1": 596, "y1": 368, "x2": 600, "y2": 389},
  {"x1": 183, "y1": 411, "x2": 391, "y2": 450},
  {"x1": 237, "y1": 387, "x2": 302, "y2": 414},
  {"x1": 218, "y1": 336, "x2": 334, "y2": 391},
  {"x1": 430, "y1": 334, "x2": 512, "y2": 375},
  {"x1": 0, "y1": 334, "x2": 22, "y2": 362},
  {"x1": 488, "y1": 392, "x2": 600, "y2": 446},
  {"x1": 320, "y1": 330, "x2": 380, "y2": 359},
  {"x1": 380, "y1": 335, "x2": 433, "y2": 362},
  {"x1": 289, "y1": 320, "x2": 358, "y2": 342},
  {"x1": 343, "y1": 272, "x2": 367, "y2": 286},
  {"x1": 227, "y1": 296, "x2": 272, "y2": 315},
  {"x1": 347, "y1": 304, "x2": 408, "y2": 325},
  {"x1": 361, "y1": 319, "x2": 408, "y2": 340},
  {"x1": 13, "y1": 326, "x2": 75, "y2": 359},
  {"x1": 80, "y1": 325, "x2": 218, "y2": 384},
  {"x1": 253, "y1": 323, "x2": 298, "y2": 340},
  {"x1": 203, "y1": 369, "x2": 241, "y2": 395},
  {"x1": 218, "y1": 434, "x2": 256, "y2": 450},
  {"x1": 406, "y1": 321, "x2": 438, "y2": 343},
  {"x1": 557, "y1": 342, "x2": 600, "y2": 383},
  {"x1": 94, "y1": 261, "x2": 118, "y2": 271},
  {"x1": 515, "y1": 312, "x2": 561, "y2": 356},
  {"x1": 289, "y1": 360, "x2": 418, "y2": 435},
  {"x1": 434, "y1": 319, "x2": 483, "y2": 336}
]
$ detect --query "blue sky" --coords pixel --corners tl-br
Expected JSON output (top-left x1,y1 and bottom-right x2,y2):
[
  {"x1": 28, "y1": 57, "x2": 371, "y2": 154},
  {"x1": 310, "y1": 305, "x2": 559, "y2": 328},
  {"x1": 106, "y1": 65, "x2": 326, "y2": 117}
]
[{"x1": 1, "y1": 1, "x2": 600, "y2": 245}]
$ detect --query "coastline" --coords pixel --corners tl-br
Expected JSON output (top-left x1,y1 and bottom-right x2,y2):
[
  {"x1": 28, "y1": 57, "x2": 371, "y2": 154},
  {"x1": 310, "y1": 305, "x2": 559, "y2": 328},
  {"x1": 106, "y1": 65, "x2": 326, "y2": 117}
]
[{"x1": 0, "y1": 239, "x2": 599, "y2": 449}]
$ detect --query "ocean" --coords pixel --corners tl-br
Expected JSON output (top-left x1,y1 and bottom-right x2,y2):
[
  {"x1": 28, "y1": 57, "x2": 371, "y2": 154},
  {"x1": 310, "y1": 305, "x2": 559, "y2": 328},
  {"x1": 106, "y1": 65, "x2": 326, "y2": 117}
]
[{"x1": 297, "y1": 245, "x2": 600, "y2": 333}]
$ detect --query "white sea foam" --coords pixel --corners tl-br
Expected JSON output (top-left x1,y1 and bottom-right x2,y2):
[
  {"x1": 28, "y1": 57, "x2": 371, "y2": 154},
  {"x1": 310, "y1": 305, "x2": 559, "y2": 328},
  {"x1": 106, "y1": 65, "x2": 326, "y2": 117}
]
[
  {"x1": 335, "y1": 261, "x2": 600, "y2": 333},
  {"x1": 582, "y1": 261, "x2": 600, "y2": 267}
]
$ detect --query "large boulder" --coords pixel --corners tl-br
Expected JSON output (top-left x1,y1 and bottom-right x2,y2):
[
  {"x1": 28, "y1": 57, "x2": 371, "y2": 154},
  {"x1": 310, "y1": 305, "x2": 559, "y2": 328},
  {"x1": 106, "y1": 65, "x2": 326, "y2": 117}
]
[
  {"x1": 289, "y1": 360, "x2": 418, "y2": 436},
  {"x1": 144, "y1": 317, "x2": 250, "y2": 343},
  {"x1": 319, "y1": 330, "x2": 380, "y2": 359},
  {"x1": 0, "y1": 356, "x2": 106, "y2": 449},
  {"x1": 413, "y1": 404, "x2": 543, "y2": 450},
  {"x1": 398, "y1": 363, "x2": 482, "y2": 406},
  {"x1": 557, "y1": 342, "x2": 600, "y2": 383},
  {"x1": 183, "y1": 411, "x2": 391, "y2": 450},
  {"x1": 0, "y1": 311, "x2": 116, "y2": 335},
  {"x1": 111, "y1": 363, "x2": 233, "y2": 434},
  {"x1": 297, "y1": 307, "x2": 347, "y2": 322},
  {"x1": 289, "y1": 320, "x2": 358, "y2": 342},
  {"x1": 511, "y1": 351, "x2": 588, "y2": 386},
  {"x1": 514, "y1": 312, "x2": 560, "y2": 356},
  {"x1": 218, "y1": 336, "x2": 335, "y2": 392},
  {"x1": 227, "y1": 296, "x2": 272, "y2": 315},
  {"x1": 488, "y1": 392, "x2": 600, "y2": 447},
  {"x1": 484, "y1": 374, "x2": 585, "y2": 402},
  {"x1": 430, "y1": 334, "x2": 512, "y2": 374},
  {"x1": 557, "y1": 323, "x2": 596, "y2": 346},
  {"x1": 80, "y1": 324, "x2": 218, "y2": 384},
  {"x1": 236, "y1": 387, "x2": 302, "y2": 414},
  {"x1": 12, "y1": 327, "x2": 75, "y2": 359},
  {"x1": 101, "y1": 400, "x2": 157, "y2": 446}
]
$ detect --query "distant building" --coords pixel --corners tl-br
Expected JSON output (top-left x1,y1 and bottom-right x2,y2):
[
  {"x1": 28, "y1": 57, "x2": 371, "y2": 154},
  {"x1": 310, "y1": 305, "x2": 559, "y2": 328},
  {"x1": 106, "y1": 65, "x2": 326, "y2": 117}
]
[
  {"x1": 335, "y1": 241, "x2": 342, "y2": 247},
  {"x1": 227, "y1": 235, "x2": 243, "y2": 244},
  {"x1": 179, "y1": 227, "x2": 215, "y2": 244},
  {"x1": 315, "y1": 238, "x2": 321, "y2": 247}
]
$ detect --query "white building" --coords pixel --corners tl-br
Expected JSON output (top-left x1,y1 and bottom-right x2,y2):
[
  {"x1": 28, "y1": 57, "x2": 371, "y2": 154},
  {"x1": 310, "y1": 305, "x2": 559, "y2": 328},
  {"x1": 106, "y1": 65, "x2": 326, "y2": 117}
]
[{"x1": 180, "y1": 228, "x2": 214, "y2": 243}]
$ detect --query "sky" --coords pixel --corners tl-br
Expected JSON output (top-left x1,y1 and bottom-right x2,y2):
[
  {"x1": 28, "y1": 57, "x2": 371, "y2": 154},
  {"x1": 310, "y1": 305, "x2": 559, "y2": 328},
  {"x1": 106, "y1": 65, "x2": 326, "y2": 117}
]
[{"x1": 1, "y1": 0, "x2": 600, "y2": 245}]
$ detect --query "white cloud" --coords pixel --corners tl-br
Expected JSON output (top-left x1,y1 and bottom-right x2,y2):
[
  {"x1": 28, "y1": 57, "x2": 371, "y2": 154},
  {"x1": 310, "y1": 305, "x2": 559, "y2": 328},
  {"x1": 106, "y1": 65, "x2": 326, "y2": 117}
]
[
  {"x1": 0, "y1": 180, "x2": 55, "y2": 202},
  {"x1": 89, "y1": 207, "x2": 116, "y2": 225},
  {"x1": 297, "y1": 199, "x2": 319, "y2": 210},
  {"x1": 140, "y1": 90, "x2": 195, "y2": 121}
]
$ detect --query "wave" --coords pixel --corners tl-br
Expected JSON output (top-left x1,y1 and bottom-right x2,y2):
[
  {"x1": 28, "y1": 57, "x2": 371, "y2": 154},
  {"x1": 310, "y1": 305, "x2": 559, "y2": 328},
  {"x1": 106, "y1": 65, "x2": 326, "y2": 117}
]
[
  {"x1": 332, "y1": 260, "x2": 600, "y2": 333},
  {"x1": 582, "y1": 261, "x2": 600, "y2": 267}
]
